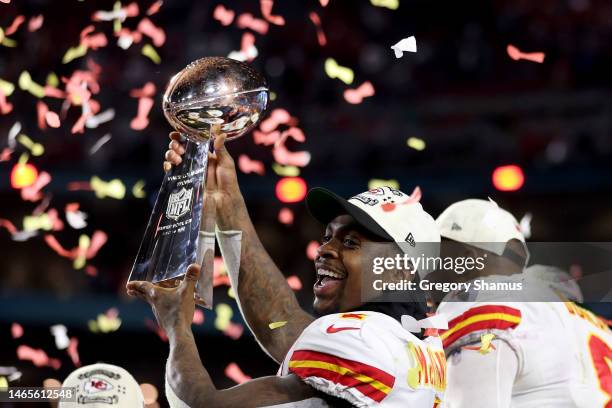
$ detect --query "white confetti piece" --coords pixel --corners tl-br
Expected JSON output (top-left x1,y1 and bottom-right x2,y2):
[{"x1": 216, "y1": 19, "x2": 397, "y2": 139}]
[{"x1": 391, "y1": 36, "x2": 417, "y2": 58}]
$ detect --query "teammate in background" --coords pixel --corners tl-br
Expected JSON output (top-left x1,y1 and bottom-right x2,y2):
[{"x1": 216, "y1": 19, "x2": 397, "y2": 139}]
[
  {"x1": 127, "y1": 133, "x2": 446, "y2": 407},
  {"x1": 433, "y1": 199, "x2": 612, "y2": 408}
]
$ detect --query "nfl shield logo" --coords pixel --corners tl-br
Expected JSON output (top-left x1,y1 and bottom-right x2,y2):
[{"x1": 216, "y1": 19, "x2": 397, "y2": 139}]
[{"x1": 166, "y1": 187, "x2": 193, "y2": 220}]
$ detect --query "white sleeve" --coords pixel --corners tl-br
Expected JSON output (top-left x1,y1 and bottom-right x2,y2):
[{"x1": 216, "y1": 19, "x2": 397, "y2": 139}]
[
  {"x1": 165, "y1": 375, "x2": 191, "y2": 408},
  {"x1": 444, "y1": 340, "x2": 518, "y2": 408}
]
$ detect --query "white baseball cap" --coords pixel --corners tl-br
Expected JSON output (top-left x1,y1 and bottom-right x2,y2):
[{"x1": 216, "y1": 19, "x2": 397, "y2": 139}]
[
  {"x1": 306, "y1": 186, "x2": 440, "y2": 276},
  {"x1": 59, "y1": 363, "x2": 144, "y2": 407},
  {"x1": 436, "y1": 198, "x2": 528, "y2": 265}
]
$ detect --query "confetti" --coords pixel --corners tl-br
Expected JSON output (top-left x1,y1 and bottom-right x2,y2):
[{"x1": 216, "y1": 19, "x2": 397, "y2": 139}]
[
  {"x1": 236, "y1": 13, "x2": 269, "y2": 35},
  {"x1": 260, "y1": 0, "x2": 285, "y2": 26},
  {"x1": 131, "y1": 95, "x2": 154, "y2": 129},
  {"x1": 228, "y1": 32, "x2": 257, "y2": 62},
  {"x1": 132, "y1": 180, "x2": 146, "y2": 198},
  {"x1": 17, "y1": 345, "x2": 61, "y2": 369},
  {"x1": 137, "y1": 18, "x2": 165, "y2": 47},
  {"x1": 213, "y1": 4, "x2": 235, "y2": 26},
  {"x1": 11, "y1": 323, "x2": 23, "y2": 339},
  {"x1": 308, "y1": 12, "x2": 327, "y2": 47},
  {"x1": 406, "y1": 136, "x2": 425, "y2": 151},
  {"x1": 344, "y1": 81, "x2": 375, "y2": 104},
  {"x1": 271, "y1": 164, "x2": 299, "y2": 177},
  {"x1": 145, "y1": 318, "x2": 168, "y2": 342},
  {"x1": 91, "y1": 176, "x2": 126, "y2": 199},
  {"x1": 66, "y1": 203, "x2": 88, "y2": 229},
  {"x1": 50, "y1": 325, "x2": 70, "y2": 350},
  {"x1": 17, "y1": 134, "x2": 44, "y2": 156},
  {"x1": 370, "y1": 0, "x2": 399, "y2": 10},
  {"x1": 147, "y1": 1, "x2": 163, "y2": 15},
  {"x1": 92, "y1": 2, "x2": 138, "y2": 22},
  {"x1": 306, "y1": 241, "x2": 318, "y2": 260},
  {"x1": 67, "y1": 337, "x2": 81, "y2": 366},
  {"x1": 286, "y1": 275, "x2": 302, "y2": 290},
  {"x1": 320, "y1": 0, "x2": 330, "y2": 5},
  {"x1": 463, "y1": 333, "x2": 496, "y2": 354},
  {"x1": 223, "y1": 322, "x2": 244, "y2": 339},
  {"x1": 0, "y1": 377, "x2": 6, "y2": 389},
  {"x1": 238, "y1": 155, "x2": 265, "y2": 175},
  {"x1": 224, "y1": 363, "x2": 251, "y2": 384},
  {"x1": 391, "y1": 36, "x2": 416, "y2": 58},
  {"x1": 278, "y1": 208, "x2": 294, "y2": 225},
  {"x1": 214, "y1": 303, "x2": 233, "y2": 331},
  {"x1": 23, "y1": 209, "x2": 64, "y2": 232},
  {"x1": 268, "y1": 321, "x2": 287, "y2": 329},
  {"x1": 21, "y1": 171, "x2": 51, "y2": 202},
  {"x1": 259, "y1": 108, "x2": 294, "y2": 132},
  {"x1": 44, "y1": 230, "x2": 107, "y2": 268},
  {"x1": 368, "y1": 178, "x2": 399, "y2": 190},
  {"x1": 0, "y1": 78, "x2": 15, "y2": 96},
  {"x1": 0, "y1": 89, "x2": 13, "y2": 114},
  {"x1": 192, "y1": 309, "x2": 205, "y2": 325},
  {"x1": 324, "y1": 58, "x2": 354, "y2": 84},
  {"x1": 142, "y1": 43, "x2": 161, "y2": 64},
  {"x1": 507, "y1": 44, "x2": 545, "y2": 64},
  {"x1": 253, "y1": 130, "x2": 280, "y2": 145},
  {"x1": 86, "y1": 108, "x2": 115, "y2": 128},
  {"x1": 27, "y1": 15, "x2": 44, "y2": 32},
  {"x1": 5, "y1": 15, "x2": 25, "y2": 36},
  {"x1": 88, "y1": 310, "x2": 121, "y2": 333},
  {"x1": 272, "y1": 128, "x2": 311, "y2": 167},
  {"x1": 18, "y1": 71, "x2": 45, "y2": 98},
  {"x1": 519, "y1": 212, "x2": 532, "y2": 239}
]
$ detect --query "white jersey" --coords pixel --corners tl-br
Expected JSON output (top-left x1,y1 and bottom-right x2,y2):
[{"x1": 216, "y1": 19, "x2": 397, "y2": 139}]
[
  {"x1": 437, "y1": 280, "x2": 612, "y2": 408},
  {"x1": 279, "y1": 311, "x2": 446, "y2": 407}
]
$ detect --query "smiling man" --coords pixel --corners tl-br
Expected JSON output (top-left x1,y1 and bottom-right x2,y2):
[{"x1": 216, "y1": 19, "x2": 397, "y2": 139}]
[{"x1": 127, "y1": 133, "x2": 446, "y2": 407}]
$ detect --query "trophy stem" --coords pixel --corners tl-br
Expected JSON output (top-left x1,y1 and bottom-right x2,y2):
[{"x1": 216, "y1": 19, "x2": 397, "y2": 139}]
[{"x1": 129, "y1": 136, "x2": 211, "y2": 288}]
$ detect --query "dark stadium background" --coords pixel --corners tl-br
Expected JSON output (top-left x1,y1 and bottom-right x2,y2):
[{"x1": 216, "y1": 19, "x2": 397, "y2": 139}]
[{"x1": 1, "y1": 0, "x2": 611, "y2": 405}]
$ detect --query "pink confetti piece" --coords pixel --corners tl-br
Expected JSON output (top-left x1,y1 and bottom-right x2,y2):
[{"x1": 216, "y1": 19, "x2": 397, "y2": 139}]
[
  {"x1": 67, "y1": 337, "x2": 81, "y2": 367},
  {"x1": 145, "y1": 318, "x2": 168, "y2": 342},
  {"x1": 260, "y1": 0, "x2": 285, "y2": 25},
  {"x1": 273, "y1": 144, "x2": 311, "y2": 167},
  {"x1": 241, "y1": 32, "x2": 257, "y2": 62},
  {"x1": 130, "y1": 82, "x2": 156, "y2": 98},
  {"x1": 0, "y1": 219, "x2": 17, "y2": 235},
  {"x1": 80, "y1": 25, "x2": 108, "y2": 50},
  {"x1": 192, "y1": 309, "x2": 205, "y2": 325},
  {"x1": 0, "y1": 0, "x2": 11, "y2": 4},
  {"x1": 306, "y1": 240, "x2": 318, "y2": 260},
  {"x1": 252, "y1": 129, "x2": 280, "y2": 145},
  {"x1": 278, "y1": 207, "x2": 294, "y2": 225},
  {"x1": 147, "y1": 1, "x2": 163, "y2": 15},
  {"x1": 21, "y1": 171, "x2": 51, "y2": 202},
  {"x1": 238, "y1": 154, "x2": 265, "y2": 175},
  {"x1": 308, "y1": 12, "x2": 327, "y2": 47},
  {"x1": 0, "y1": 148, "x2": 12, "y2": 162},
  {"x1": 236, "y1": 13, "x2": 269, "y2": 35},
  {"x1": 320, "y1": 0, "x2": 329, "y2": 5},
  {"x1": 124, "y1": 2, "x2": 140, "y2": 17},
  {"x1": 259, "y1": 108, "x2": 293, "y2": 132},
  {"x1": 137, "y1": 18, "x2": 166, "y2": 47},
  {"x1": 85, "y1": 265, "x2": 98, "y2": 277},
  {"x1": 223, "y1": 322, "x2": 244, "y2": 340},
  {"x1": 506, "y1": 44, "x2": 545, "y2": 64},
  {"x1": 71, "y1": 114, "x2": 89, "y2": 134},
  {"x1": 344, "y1": 81, "x2": 375, "y2": 104},
  {"x1": 0, "y1": 90, "x2": 13, "y2": 114},
  {"x1": 27, "y1": 15, "x2": 44, "y2": 32},
  {"x1": 37, "y1": 101, "x2": 49, "y2": 129},
  {"x1": 86, "y1": 230, "x2": 108, "y2": 258},
  {"x1": 45, "y1": 111, "x2": 60, "y2": 128},
  {"x1": 406, "y1": 186, "x2": 422, "y2": 203},
  {"x1": 5, "y1": 15, "x2": 25, "y2": 36},
  {"x1": 130, "y1": 97, "x2": 154, "y2": 130},
  {"x1": 213, "y1": 4, "x2": 235, "y2": 26},
  {"x1": 44, "y1": 86, "x2": 65, "y2": 99},
  {"x1": 17, "y1": 345, "x2": 61, "y2": 370},
  {"x1": 286, "y1": 275, "x2": 302, "y2": 290},
  {"x1": 224, "y1": 363, "x2": 251, "y2": 384},
  {"x1": 106, "y1": 308, "x2": 119, "y2": 319},
  {"x1": 11, "y1": 323, "x2": 23, "y2": 339},
  {"x1": 276, "y1": 126, "x2": 305, "y2": 146}
]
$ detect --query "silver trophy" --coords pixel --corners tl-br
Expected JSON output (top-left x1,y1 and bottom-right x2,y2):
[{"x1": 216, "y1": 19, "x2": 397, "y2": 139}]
[{"x1": 129, "y1": 57, "x2": 268, "y2": 307}]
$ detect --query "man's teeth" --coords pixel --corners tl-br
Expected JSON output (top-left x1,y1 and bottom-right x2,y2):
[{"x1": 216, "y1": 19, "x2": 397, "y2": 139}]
[{"x1": 317, "y1": 269, "x2": 344, "y2": 279}]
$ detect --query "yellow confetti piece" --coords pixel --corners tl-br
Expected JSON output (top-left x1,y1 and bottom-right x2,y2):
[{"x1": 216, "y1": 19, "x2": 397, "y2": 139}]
[
  {"x1": 1, "y1": 37, "x2": 17, "y2": 48},
  {"x1": 272, "y1": 163, "x2": 300, "y2": 177},
  {"x1": 23, "y1": 214, "x2": 53, "y2": 232},
  {"x1": 18, "y1": 71, "x2": 45, "y2": 98},
  {"x1": 407, "y1": 137, "x2": 426, "y2": 151},
  {"x1": 142, "y1": 44, "x2": 161, "y2": 64},
  {"x1": 214, "y1": 303, "x2": 233, "y2": 331},
  {"x1": 91, "y1": 176, "x2": 126, "y2": 199},
  {"x1": 0, "y1": 376, "x2": 7, "y2": 390},
  {"x1": 368, "y1": 178, "x2": 399, "y2": 190},
  {"x1": 227, "y1": 287, "x2": 236, "y2": 299},
  {"x1": 132, "y1": 180, "x2": 146, "y2": 198},
  {"x1": 479, "y1": 333, "x2": 496, "y2": 354},
  {"x1": 73, "y1": 234, "x2": 90, "y2": 269},
  {"x1": 269, "y1": 321, "x2": 287, "y2": 330},
  {"x1": 113, "y1": 2, "x2": 122, "y2": 33},
  {"x1": 370, "y1": 0, "x2": 399, "y2": 10},
  {"x1": 17, "y1": 134, "x2": 44, "y2": 156},
  {"x1": 0, "y1": 78, "x2": 15, "y2": 96},
  {"x1": 324, "y1": 58, "x2": 354, "y2": 85},
  {"x1": 89, "y1": 313, "x2": 122, "y2": 333},
  {"x1": 269, "y1": 91, "x2": 277, "y2": 101},
  {"x1": 46, "y1": 72, "x2": 59, "y2": 88},
  {"x1": 62, "y1": 44, "x2": 88, "y2": 64}
]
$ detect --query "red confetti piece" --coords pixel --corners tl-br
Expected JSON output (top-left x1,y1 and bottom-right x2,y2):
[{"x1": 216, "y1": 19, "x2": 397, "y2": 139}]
[
  {"x1": 237, "y1": 154, "x2": 265, "y2": 175},
  {"x1": 344, "y1": 81, "x2": 375, "y2": 104},
  {"x1": 0, "y1": 219, "x2": 17, "y2": 235},
  {"x1": 67, "y1": 337, "x2": 81, "y2": 367},
  {"x1": 44, "y1": 230, "x2": 107, "y2": 261},
  {"x1": 17, "y1": 345, "x2": 61, "y2": 370},
  {"x1": 223, "y1": 322, "x2": 244, "y2": 340},
  {"x1": 320, "y1": 0, "x2": 329, "y2": 5},
  {"x1": 308, "y1": 12, "x2": 327, "y2": 47},
  {"x1": 224, "y1": 363, "x2": 251, "y2": 384},
  {"x1": 131, "y1": 97, "x2": 154, "y2": 130},
  {"x1": 123, "y1": 2, "x2": 140, "y2": 17},
  {"x1": 80, "y1": 25, "x2": 108, "y2": 50},
  {"x1": 213, "y1": 4, "x2": 235, "y2": 26},
  {"x1": 130, "y1": 82, "x2": 156, "y2": 98},
  {"x1": 0, "y1": 90, "x2": 14, "y2": 114},
  {"x1": 0, "y1": 148, "x2": 12, "y2": 162},
  {"x1": 192, "y1": 309, "x2": 205, "y2": 325},
  {"x1": 137, "y1": 18, "x2": 166, "y2": 47},
  {"x1": 506, "y1": 44, "x2": 545, "y2": 64},
  {"x1": 273, "y1": 144, "x2": 311, "y2": 167},
  {"x1": 260, "y1": 0, "x2": 285, "y2": 25},
  {"x1": 252, "y1": 129, "x2": 280, "y2": 145},
  {"x1": 286, "y1": 275, "x2": 302, "y2": 290},
  {"x1": 146, "y1": 0, "x2": 163, "y2": 15},
  {"x1": 259, "y1": 108, "x2": 293, "y2": 133},
  {"x1": 11, "y1": 323, "x2": 23, "y2": 339},
  {"x1": 5, "y1": 15, "x2": 25, "y2": 36},
  {"x1": 278, "y1": 207, "x2": 294, "y2": 225},
  {"x1": 236, "y1": 13, "x2": 269, "y2": 35},
  {"x1": 21, "y1": 171, "x2": 51, "y2": 202},
  {"x1": 306, "y1": 240, "x2": 318, "y2": 260},
  {"x1": 85, "y1": 265, "x2": 98, "y2": 277},
  {"x1": 37, "y1": 101, "x2": 49, "y2": 129},
  {"x1": 44, "y1": 86, "x2": 65, "y2": 99},
  {"x1": 27, "y1": 15, "x2": 44, "y2": 32}
]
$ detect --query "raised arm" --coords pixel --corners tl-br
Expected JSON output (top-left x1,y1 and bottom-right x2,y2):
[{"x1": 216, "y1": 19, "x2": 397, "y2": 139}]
[{"x1": 164, "y1": 132, "x2": 314, "y2": 362}]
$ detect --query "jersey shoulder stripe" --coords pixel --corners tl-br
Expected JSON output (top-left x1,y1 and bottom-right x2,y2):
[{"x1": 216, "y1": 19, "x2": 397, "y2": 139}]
[
  {"x1": 439, "y1": 305, "x2": 521, "y2": 348},
  {"x1": 289, "y1": 349, "x2": 395, "y2": 403}
]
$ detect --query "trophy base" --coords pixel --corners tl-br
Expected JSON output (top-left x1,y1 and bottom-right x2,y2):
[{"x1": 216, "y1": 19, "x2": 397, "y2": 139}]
[{"x1": 155, "y1": 275, "x2": 209, "y2": 308}]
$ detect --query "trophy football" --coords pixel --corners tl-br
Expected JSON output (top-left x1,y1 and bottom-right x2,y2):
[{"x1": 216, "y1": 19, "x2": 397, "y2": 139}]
[{"x1": 129, "y1": 57, "x2": 268, "y2": 307}]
